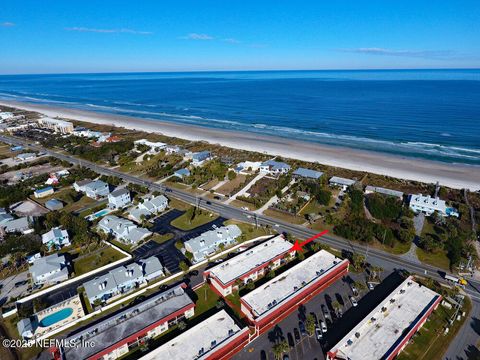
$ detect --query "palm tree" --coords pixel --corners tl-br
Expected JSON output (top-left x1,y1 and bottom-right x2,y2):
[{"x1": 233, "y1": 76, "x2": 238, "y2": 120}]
[{"x1": 272, "y1": 340, "x2": 289, "y2": 359}]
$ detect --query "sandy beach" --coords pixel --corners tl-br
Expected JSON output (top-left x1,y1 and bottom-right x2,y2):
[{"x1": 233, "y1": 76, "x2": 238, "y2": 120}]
[{"x1": 1, "y1": 100, "x2": 480, "y2": 191}]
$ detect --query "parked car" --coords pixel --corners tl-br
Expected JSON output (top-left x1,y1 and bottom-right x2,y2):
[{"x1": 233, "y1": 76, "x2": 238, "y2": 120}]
[
  {"x1": 368, "y1": 282, "x2": 375, "y2": 290},
  {"x1": 299, "y1": 321, "x2": 307, "y2": 336},
  {"x1": 351, "y1": 284, "x2": 358, "y2": 295},
  {"x1": 321, "y1": 305, "x2": 331, "y2": 320},
  {"x1": 350, "y1": 296, "x2": 358, "y2": 307},
  {"x1": 14, "y1": 280, "x2": 27, "y2": 287},
  {"x1": 294, "y1": 328, "x2": 301, "y2": 343},
  {"x1": 320, "y1": 321, "x2": 327, "y2": 333},
  {"x1": 315, "y1": 326, "x2": 323, "y2": 340}
]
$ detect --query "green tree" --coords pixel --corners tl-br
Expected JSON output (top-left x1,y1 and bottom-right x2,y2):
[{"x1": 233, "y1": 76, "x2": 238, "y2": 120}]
[
  {"x1": 351, "y1": 253, "x2": 365, "y2": 270},
  {"x1": 179, "y1": 261, "x2": 189, "y2": 272},
  {"x1": 175, "y1": 241, "x2": 183, "y2": 250},
  {"x1": 272, "y1": 340, "x2": 289, "y2": 360},
  {"x1": 246, "y1": 281, "x2": 255, "y2": 290},
  {"x1": 227, "y1": 170, "x2": 237, "y2": 181},
  {"x1": 316, "y1": 189, "x2": 332, "y2": 206},
  {"x1": 306, "y1": 313, "x2": 316, "y2": 336}
]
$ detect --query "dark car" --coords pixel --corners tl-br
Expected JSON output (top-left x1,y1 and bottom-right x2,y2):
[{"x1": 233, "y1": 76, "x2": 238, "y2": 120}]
[
  {"x1": 299, "y1": 321, "x2": 307, "y2": 336},
  {"x1": 293, "y1": 328, "x2": 301, "y2": 343},
  {"x1": 188, "y1": 270, "x2": 199, "y2": 276},
  {"x1": 287, "y1": 333, "x2": 295, "y2": 348},
  {"x1": 14, "y1": 280, "x2": 27, "y2": 287},
  {"x1": 214, "y1": 195, "x2": 221, "y2": 200}
]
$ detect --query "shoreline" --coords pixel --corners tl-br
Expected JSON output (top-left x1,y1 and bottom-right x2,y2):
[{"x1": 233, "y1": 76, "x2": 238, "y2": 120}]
[{"x1": 1, "y1": 99, "x2": 480, "y2": 191}]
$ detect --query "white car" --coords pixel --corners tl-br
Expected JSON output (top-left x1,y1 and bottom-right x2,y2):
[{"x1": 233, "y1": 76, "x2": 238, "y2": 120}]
[
  {"x1": 350, "y1": 296, "x2": 358, "y2": 307},
  {"x1": 320, "y1": 321, "x2": 327, "y2": 333},
  {"x1": 368, "y1": 282, "x2": 375, "y2": 290},
  {"x1": 315, "y1": 326, "x2": 323, "y2": 340}
]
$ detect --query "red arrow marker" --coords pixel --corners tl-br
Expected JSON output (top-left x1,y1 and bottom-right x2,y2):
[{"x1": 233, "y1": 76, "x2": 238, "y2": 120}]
[{"x1": 290, "y1": 230, "x2": 329, "y2": 252}]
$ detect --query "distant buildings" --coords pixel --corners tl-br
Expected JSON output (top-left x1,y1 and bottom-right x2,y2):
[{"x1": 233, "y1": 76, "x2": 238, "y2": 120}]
[
  {"x1": 139, "y1": 310, "x2": 249, "y2": 360},
  {"x1": 188, "y1": 151, "x2": 212, "y2": 166},
  {"x1": 0, "y1": 112, "x2": 14, "y2": 121},
  {"x1": 83, "y1": 256, "x2": 164, "y2": 304},
  {"x1": 173, "y1": 168, "x2": 190, "y2": 179},
  {"x1": 98, "y1": 215, "x2": 152, "y2": 244},
  {"x1": 365, "y1": 185, "x2": 404, "y2": 200},
  {"x1": 42, "y1": 227, "x2": 70, "y2": 250},
  {"x1": 45, "y1": 199, "x2": 64, "y2": 211},
  {"x1": 293, "y1": 167, "x2": 324, "y2": 180},
  {"x1": 56, "y1": 285, "x2": 194, "y2": 360},
  {"x1": 33, "y1": 186, "x2": 54, "y2": 199},
  {"x1": 204, "y1": 235, "x2": 294, "y2": 297},
  {"x1": 134, "y1": 139, "x2": 167, "y2": 154},
  {"x1": 259, "y1": 160, "x2": 291, "y2": 175},
  {"x1": 326, "y1": 276, "x2": 442, "y2": 360},
  {"x1": 240, "y1": 250, "x2": 349, "y2": 330},
  {"x1": 29, "y1": 253, "x2": 69, "y2": 285},
  {"x1": 72, "y1": 128, "x2": 103, "y2": 138},
  {"x1": 408, "y1": 194, "x2": 459, "y2": 217},
  {"x1": 108, "y1": 188, "x2": 131, "y2": 209},
  {"x1": 37, "y1": 117, "x2": 74, "y2": 134},
  {"x1": 15, "y1": 152, "x2": 36, "y2": 162},
  {"x1": 128, "y1": 195, "x2": 168, "y2": 223},
  {"x1": 165, "y1": 145, "x2": 184, "y2": 155},
  {"x1": 329, "y1": 176, "x2": 356, "y2": 190},
  {"x1": 184, "y1": 225, "x2": 242, "y2": 263}
]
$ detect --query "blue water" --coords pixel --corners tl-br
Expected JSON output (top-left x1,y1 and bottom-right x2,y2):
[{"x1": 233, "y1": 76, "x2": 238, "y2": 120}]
[
  {"x1": 39, "y1": 307, "x2": 73, "y2": 327},
  {"x1": 0, "y1": 69, "x2": 479, "y2": 165}
]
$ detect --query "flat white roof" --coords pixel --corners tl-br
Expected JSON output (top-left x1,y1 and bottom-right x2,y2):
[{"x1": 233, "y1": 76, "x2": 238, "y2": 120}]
[
  {"x1": 329, "y1": 176, "x2": 356, "y2": 186},
  {"x1": 328, "y1": 276, "x2": 441, "y2": 360},
  {"x1": 241, "y1": 250, "x2": 346, "y2": 318},
  {"x1": 139, "y1": 310, "x2": 244, "y2": 360},
  {"x1": 208, "y1": 235, "x2": 292, "y2": 286}
]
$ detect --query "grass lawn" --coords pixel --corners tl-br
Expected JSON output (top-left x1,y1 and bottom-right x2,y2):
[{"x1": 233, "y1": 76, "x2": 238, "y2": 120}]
[
  {"x1": 416, "y1": 248, "x2": 450, "y2": 270},
  {"x1": 371, "y1": 239, "x2": 412, "y2": 255},
  {"x1": 168, "y1": 197, "x2": 191, "y2": 211},
  {"x1": 62, "y1": 195, "x2": 96, "y2": 213},
  {"x1": 216, "y1": 174, "x2": 247, "y2": 195},
  {"x1": 201, "y1": 179, "x2": 219, "y2": 191},
  {"x1": 170, "y1": 208, "x2": 218, "y2": 230},
  {"x1": 193, "y1": 284, "x2": 220, "y2": 318},
  {"x1": 73, "y1": 246, "x2": 126, "y2": 275},
  {"x1": 299, "y1": 200, "x2": 323, "y2": 216},
  {"x1": 224, "y1": 219, "x2": 275, "y2": 241},
  {"x1": 230, "y1": 199, "x2": 256, "y2": 210},
  {"x1": 164, "y1": 181, "x2": 189, "y2": 190},
  {"x1": 263, "y1": 208, "x2": 306, "y2": 225},
  {"x1": 150, "y1": 233, "x2": 174, "y2": 244},
  {"x1": 397, "y1": 297, "x2": 472, "y2": 360},
  {"x1": 109, "y1": 239, "x2": 134, "y2": 253},
  {"x1": 309, "y1": 218, "x2": 334, "y2": 232}
]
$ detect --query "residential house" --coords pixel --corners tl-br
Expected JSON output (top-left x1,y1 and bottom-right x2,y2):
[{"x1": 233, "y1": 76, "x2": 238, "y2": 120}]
[
  {"x1": 408, "y1": 194, "x2": 459, "y2": 217},
  {"x1": 329, "y1": 176, "x2": 356, "y2": 190},
  {"x1": 293, "y1": 167, "x2": 324, "y2": 180},
  {"x1": 365, "y1": 185, "x2": 404, "y2": 200},
  {"x1": 42, "y1": 227, "x2": 70, "y2": 249},
  {"x1": 29, "y1": 253, "x2": 69, "y2": 285},
  {"x1": 73, "y1": 179, "x2": 92, "y2": 192},
  {"x1": 128, "y1": 195, "x2": 168, "y2": 223},
  {"x1": 138, "y1": 256, "x2": 164, "y2": 281},
  {"x1": 173, "y1": 168, "x2": 190, "y2": 179},
  {"x1": 234, "y1": 161, "x2": 262, "y2": 174},
  {"x1": 2, "y1": 216, "x2": 33, "y2": 234},
  {"x1": 184, "y1": 225, "x2": 242, "y2": 263},
  {"x1": 17, "y1": 318, "x2": 35, "y2": 339},
  {"x1": 0, "y1": 213, "x2": 14, "y2": 225},
  {"x1": 134, "y1": 139, "x2": 167, "y2": 154},
  {"x1": 0, "y1": 112, "x2": 14, "y2": 121},
  {"x1": 165, "y1": 145, "x2": 184, "y2": 155},
  {"x1": 259, "y1": 160, "x2": 291, "y2": 175},
  {"x1": 84, "y1": 180, "x2": 110, "y2": 199},
  {"x1": 15, "y1": 153, "x2": 36, "y2": 161},
  {"x1": 98, "y1": 215, "x2": 152, "y2": 244},
  {"x1": 34, "y1": 186, "x2": 54, "y2": 199},
  {"x1": 188, "y1": 151, "x2": 211, "y2": 166},
  {"x1": 108, "y1": 188, "x2": 131, "y2": 209}
]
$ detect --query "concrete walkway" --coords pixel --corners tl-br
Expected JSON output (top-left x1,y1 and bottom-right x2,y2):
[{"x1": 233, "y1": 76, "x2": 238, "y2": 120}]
[
  {"x1": 401, "y1": 213, "x2": 425, "y2": 264},
  {"x1": 211, "y1": 179, "x2": 228, "y2": 191},
  {"x1": 225, "y1": 172, "x2": 266, "y2": 204},
  {"x1": 254, "y1": 178, "x2": 295, "y2": 214}
]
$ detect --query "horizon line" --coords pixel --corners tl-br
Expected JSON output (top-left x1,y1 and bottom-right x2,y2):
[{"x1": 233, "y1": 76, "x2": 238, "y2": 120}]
[{"x1": 1, "y1": 66, "x2": 480, "y2": 77}]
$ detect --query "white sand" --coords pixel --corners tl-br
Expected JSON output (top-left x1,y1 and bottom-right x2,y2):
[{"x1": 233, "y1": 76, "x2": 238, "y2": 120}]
[{"x1": 2, "y1": 100, "x2": 480, "y2": 191}]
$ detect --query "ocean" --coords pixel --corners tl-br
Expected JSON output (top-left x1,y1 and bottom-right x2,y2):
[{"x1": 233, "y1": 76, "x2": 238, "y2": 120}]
[{"x1": 0, "y1": 69, "x2": 479, "y2": 165}]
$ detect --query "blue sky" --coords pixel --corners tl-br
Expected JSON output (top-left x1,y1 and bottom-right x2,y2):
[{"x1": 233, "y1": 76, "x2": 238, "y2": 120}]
[{"x1": 1, "y1": 0, "x2": 479, "y2": 74}]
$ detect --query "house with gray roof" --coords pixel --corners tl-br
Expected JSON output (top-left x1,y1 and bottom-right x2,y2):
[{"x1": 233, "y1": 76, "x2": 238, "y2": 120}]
[
  {"x1": 108, "y1": 188, "x2": 131, "y2": 209},
  {"x1": 15, "y1": 152, "x2": 36, "y2": 161},
  {"x1": 128, "y1": 195, "x2": 168, "y2": 223},
  {"x1": 173, "y1": 168, "x2": 190, "y2": 179},
  {"x1": 190, "y1": 151, "x2": 211, "y2": 166},
  {"x1": 2, "y1": 216, "x2": 32, "y2": 234},
  {"x1": 41, "y1": 227, "x2": 70, "y2": 250},
  {"x1": 33, "y1": 186, "x2": 54, "y2": 199},
  {"x1": 260, "y1": 160, "x2": 291, "y2": 175},
  {"x1": 17, "y1": 318, "x2": 35, "y2": 339},
  {"x1": 293, "y1": 167, "x2": 324, "y2": 180},
  {"x1": 73, "y1": 178, "x2": 92, "y2": 192},
  {"x1": 0, "y1": 213, "x2": 14, "y2": 225},
  {"x1": 29, "y1": 253, "x2": 69, "y2": 285},
  {"x1": 98, "y1": 215, "x2": 152, "y2": 244},
  {"x1": 365, "y1": 185, "x2": 404, "y2": 200},
  {"x1": 329, "y1": 176, "x2": 356, "y2": 190},
  {"x1": 84, "y1": 180, "x2": 110, "y2": 199},
  {"x1": 138, "y1": 256, "x2": 164, "y2": 281},
  {"x1": 184, "y1": 225, "x2": 242, "y2": 263},
  {"x1": 83, "y1": 256, "x2": 164, "y2": 304}
]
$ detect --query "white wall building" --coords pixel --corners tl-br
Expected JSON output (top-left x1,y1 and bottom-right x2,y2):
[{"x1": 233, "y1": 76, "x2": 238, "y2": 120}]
[
  {"x1": 38, "y1": 117, "x2": 74, "y2": 134},
  {"x1": 108, "y1": 188, "x2": 131, "y2": 209},
  {"x1": 408, "y1": 194, "x2": 458, "y2": 217}
]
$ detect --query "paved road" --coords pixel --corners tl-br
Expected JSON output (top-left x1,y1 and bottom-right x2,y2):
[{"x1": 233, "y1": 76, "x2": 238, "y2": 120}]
[{"x1": 2, "y1": 134, "x2": 479, "y2": 357}]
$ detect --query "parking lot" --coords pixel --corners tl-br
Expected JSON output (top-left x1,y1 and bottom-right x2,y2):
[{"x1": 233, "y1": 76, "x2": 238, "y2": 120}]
[
  {"x1": 234, "y1": 270, "x2": 403, "y2": 360},
  {"x1": 133, "y1": 209, "x2": 227, "y2": 273}
]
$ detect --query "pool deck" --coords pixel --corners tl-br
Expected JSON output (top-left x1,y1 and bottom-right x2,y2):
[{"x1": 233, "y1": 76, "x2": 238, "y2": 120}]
[{"x1": 34, "y1": 294, "x2": 85, "y2": 338}]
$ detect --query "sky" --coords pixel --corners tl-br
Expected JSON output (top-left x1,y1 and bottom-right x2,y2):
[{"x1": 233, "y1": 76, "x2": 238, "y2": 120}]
[{"x1": 1, "y1": 0, "x2": 479, "y2": 74}]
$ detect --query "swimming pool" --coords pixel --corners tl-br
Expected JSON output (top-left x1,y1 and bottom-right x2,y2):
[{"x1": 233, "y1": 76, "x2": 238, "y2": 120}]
[
  {"x1": 87, "y1": 208, "x2": 111, "y2": 220},
  {"x1": 39, "y1": 307, "x2": 73, "y2": 327}
]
